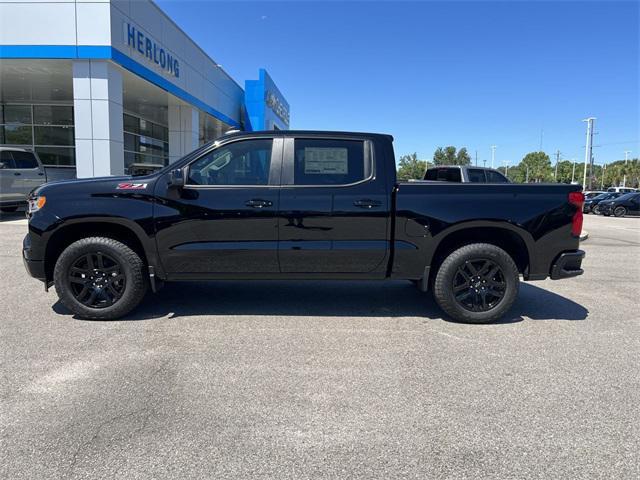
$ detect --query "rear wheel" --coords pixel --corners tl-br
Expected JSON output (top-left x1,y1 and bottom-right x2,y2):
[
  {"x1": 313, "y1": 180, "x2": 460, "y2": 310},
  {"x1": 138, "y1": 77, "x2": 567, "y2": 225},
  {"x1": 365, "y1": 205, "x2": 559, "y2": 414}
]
[
  {"x1": 53, "y1": 237, "x2": 147, "y2": 320},
  {"x1": 433, "y1": 243, "x2": 519, "y2": 324},
  {"x1": 614, "y1": 206, "x2": 627, "y2": 217}
]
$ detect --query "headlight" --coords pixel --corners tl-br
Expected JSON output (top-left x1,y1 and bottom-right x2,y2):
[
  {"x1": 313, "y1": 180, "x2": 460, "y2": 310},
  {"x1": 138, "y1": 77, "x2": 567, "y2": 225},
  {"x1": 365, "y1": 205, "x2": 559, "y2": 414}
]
[{"x1": 28, "y1": 195, "x2": 46, "y2": 213}]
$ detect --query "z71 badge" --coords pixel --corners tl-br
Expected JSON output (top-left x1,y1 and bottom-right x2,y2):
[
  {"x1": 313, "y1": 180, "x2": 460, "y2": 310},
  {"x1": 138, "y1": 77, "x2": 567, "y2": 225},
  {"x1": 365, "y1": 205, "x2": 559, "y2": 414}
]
[{"x1": 117, "y1": 183, "x2": 148, "y2": 190}]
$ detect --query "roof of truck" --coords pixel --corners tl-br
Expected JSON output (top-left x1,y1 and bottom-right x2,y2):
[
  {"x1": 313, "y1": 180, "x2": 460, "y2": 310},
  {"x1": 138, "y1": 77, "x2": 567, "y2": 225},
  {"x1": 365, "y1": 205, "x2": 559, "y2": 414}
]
[{"x1": 222, "y1": 130, "x2": 394, "y2": 141}]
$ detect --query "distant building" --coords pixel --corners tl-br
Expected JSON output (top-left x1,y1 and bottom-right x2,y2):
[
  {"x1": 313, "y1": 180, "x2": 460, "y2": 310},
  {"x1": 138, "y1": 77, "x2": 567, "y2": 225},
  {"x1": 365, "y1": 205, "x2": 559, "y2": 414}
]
[{"x1": 0, "y1": 0, "x2": 290, "y2": 177}]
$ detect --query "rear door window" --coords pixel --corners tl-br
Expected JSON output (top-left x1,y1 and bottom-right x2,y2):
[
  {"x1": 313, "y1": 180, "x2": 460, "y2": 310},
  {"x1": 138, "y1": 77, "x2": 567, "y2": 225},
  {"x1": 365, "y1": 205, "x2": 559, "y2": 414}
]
[
  {"x1": 292, "y1": 138, "x2": 370, "y2": 185},
  {"x1": 467, "y1": 169, "x2": 486, "y2": 183},
  {"x1": 424, "y1": 169, "x2": 438, "y2": 180},
  {"x1": 12, "y1": 151, "x2": 39, "y2": 169},
  {"x1": 425, "y1": 168, "x2": 461, "y2": 182},
  {"x1": 0, "y1": 151, "x2": 16, "y2": 169},
  {"x1": 485, "y1": 170, "x2": 509, "y2": 183},
  {"x1": 443, "y1": 168, "x2": 461, "y2": 182}
]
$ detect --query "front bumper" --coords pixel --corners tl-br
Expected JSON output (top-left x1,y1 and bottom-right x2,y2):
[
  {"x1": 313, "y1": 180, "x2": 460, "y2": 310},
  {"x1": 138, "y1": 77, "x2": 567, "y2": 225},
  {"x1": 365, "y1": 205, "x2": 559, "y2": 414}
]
[
  {"x1": 22, "y1": 233, "x2": 46, "y2": 282},
  {"x1": 550, "y1": 250, "x2": 585, "y2": 280}
]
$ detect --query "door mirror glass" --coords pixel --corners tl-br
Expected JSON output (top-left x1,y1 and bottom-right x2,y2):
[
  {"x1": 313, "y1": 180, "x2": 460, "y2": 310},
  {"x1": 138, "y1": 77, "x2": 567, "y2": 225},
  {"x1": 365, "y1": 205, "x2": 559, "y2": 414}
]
[{"x1": 169, "y1": 168, "x2": 185, "y2": 188}]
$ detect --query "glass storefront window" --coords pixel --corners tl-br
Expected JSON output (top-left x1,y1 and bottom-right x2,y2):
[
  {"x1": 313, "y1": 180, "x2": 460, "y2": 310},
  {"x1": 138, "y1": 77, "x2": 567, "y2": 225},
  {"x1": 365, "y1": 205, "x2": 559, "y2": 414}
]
[
  {"x1": 2, "y1": 125, "x2": 33, "y2": 144},
  {"x1": 124, "y1": 114, "x2": 139, "y2": 135},
  {"x1": 1, "y1": 103, "x2": 75, "y2": 166},
  {"x1": 35, "y1": 146, "x2": 75, "y2": 166},
  {"x1": 199, "y1": 112, "x2": 227, "y2": 145},
  {"x1": 1, "y1": 105, "x2": 32, "y2": 124},
  {"x1": 123, "y1": 112, "x2": 169, "y2": 175},
  {"x1": 34, "y1": 126, "x2": 75, "y2": 145},
  {"x1": 33, "y1": 105, "x2": 74, "y2": 125}
]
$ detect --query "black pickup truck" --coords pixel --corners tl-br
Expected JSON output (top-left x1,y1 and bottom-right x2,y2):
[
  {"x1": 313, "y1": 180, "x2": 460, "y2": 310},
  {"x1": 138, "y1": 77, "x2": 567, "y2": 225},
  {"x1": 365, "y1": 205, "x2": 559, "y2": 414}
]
[{"x1": 23, "y1": 131, "x2": 585, "y2": 323}]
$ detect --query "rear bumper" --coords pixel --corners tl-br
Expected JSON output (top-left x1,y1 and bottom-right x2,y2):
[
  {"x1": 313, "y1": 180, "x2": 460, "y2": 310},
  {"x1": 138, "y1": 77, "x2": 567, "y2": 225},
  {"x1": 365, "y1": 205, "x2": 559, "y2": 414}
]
[{"x1": 550, "y1": 250, "x2": 585, "y2": 280}]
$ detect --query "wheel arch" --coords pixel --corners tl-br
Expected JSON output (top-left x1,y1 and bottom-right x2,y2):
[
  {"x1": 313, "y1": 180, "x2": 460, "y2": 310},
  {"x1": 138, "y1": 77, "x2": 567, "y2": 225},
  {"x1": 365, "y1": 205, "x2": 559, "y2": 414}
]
[
  {"x1": 44, "y1": 219, "x2": 153, "y2": 281},
  {"x1": 427, "y1": 222, "x2": 534, "y2": 284}
]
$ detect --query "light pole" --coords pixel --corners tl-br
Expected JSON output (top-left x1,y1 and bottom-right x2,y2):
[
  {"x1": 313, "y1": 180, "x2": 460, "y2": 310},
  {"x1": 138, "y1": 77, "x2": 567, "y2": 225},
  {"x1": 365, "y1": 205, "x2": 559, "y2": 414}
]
[
  {"x1": 582, "y1": 117, "x2": 596, "y2": 189},
  {"x1": 601, "y1": 163, "x2": 606, "y2": 190},
  {"x1": 491, "y1": 145, "x2": 497, "y2": 169},
  {"x1": 571, "y1": 159, "x2": 577, "y2": 184},
  {"x1": 623, "y1": 150, "x2": 631, "y2": 187}
]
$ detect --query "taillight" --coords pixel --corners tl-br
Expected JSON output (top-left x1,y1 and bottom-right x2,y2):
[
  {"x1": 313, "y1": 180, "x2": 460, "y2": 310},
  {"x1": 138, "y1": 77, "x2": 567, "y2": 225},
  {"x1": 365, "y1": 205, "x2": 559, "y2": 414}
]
[{"x1": 569, "y1": 191, "x2": 584, "y2": 237}]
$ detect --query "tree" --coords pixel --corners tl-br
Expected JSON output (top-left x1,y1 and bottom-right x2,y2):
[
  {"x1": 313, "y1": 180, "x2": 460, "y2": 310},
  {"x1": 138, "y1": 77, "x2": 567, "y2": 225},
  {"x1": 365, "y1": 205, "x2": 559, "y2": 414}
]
[
  {"x1": 456, "y1": 147, "x2": 471, "y2": 166},
  {"x1": 518, "y1": 151, "x2": 553, "y2": 182},
  {"x1": 554, "y1": 160, "x2": 575, "y2": 183},
  {"x1": 397, "y1": 152, "x2": 427, "y2": 181},
  {"x1": 433, "y1": 146, "x2": 471, "y2": 166}
]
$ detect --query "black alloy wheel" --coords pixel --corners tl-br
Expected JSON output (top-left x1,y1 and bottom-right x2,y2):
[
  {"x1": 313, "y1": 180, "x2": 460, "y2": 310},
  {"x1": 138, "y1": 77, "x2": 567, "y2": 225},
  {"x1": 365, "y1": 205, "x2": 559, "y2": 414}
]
[
  {"x1": 68, "y1": 252, "x2": 125, "y2": 308},
  {"x1": 452, "y1": 259, "x2": 506, "y2": 312},
  {"x1": 433, "y1": 243, "x2": 519, "y2": 324},
  {"x1": 54, "y1": 237, "x2": 148, "y2": 320}
]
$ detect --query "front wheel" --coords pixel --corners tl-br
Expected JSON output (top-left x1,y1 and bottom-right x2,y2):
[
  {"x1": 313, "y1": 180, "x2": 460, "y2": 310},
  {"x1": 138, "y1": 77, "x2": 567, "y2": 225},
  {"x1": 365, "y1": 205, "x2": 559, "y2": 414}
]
[
  {"x1": 614, "y1": 206, "x2": 627, "y2": 217},
  {"x1": 433, "y1": 243, "x2": 519, "y2": 324},
  {"x1": 592, "y1": 205, "x2": 601, "y2": 215},
  {"x1": 53, "y1": 237, "x2": 148, "y2": 320}
]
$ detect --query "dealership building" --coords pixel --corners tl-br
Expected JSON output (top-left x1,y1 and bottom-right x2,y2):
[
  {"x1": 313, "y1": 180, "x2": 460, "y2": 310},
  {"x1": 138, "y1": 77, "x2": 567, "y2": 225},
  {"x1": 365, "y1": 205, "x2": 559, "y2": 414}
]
[{"x1": 0, "y1": 0, "x2": 290, "y2": 178}]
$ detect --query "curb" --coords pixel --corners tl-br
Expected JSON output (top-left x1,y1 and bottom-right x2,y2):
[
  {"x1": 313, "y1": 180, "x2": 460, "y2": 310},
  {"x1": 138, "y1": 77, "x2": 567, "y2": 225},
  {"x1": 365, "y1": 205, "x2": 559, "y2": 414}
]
[{"x1": 580, "y1": 230, "x2": 589, "y2": 241}]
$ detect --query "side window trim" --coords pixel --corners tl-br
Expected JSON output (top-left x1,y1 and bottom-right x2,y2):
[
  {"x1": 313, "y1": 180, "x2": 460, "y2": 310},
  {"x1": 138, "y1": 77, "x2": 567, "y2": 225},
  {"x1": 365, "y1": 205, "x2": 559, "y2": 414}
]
[
  {"x1": 183, "y1": 136, "x2": 283, "y2": 188},
  {"x1": 281, "y1": 137, "x2": 375, "y2": 188}
]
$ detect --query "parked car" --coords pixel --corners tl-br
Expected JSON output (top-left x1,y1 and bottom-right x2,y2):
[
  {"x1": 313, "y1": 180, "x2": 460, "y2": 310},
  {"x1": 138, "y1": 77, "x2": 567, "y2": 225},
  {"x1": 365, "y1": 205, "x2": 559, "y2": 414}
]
[
  {"x1": 583, "y1": 192, "x2": 623, "y2": 214},
  {"x1": 423, "y1": 165, "x2": 510, "y2": 183},
  {"x1": 0, "y1": 147, "x2": 47, "y2": 212},
  {"x1": 23, "y1": 130, "x2": 585, "y2": 324},
  {"x1": 584, "y1": 190, "x2": 606, "y2": 200},
  {"x1": 606, "y1": 186, "x2": 636, "y2": 194},
  {"x1": 597, "y1": 192, "x2": 640, "y2": 217}
]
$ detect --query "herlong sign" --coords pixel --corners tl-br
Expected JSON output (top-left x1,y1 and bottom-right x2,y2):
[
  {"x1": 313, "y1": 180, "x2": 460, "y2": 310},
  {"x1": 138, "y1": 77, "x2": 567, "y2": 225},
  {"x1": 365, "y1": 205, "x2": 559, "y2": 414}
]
[{"x1": 125, "y1": 23, "x2": 180, "y2": 78}]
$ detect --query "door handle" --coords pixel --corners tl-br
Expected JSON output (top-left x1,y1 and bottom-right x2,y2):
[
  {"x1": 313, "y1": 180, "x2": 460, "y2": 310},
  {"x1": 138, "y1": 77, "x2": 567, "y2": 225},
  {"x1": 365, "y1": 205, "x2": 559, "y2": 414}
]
[
  {"x1": 353, "y1": 199, "x2": 381, "y2": 209},
  {"x1": 245, "y1": 199, "x2": 273, "y2": 208},
  {"x1": 14, "y1": 172, "x2": 21, "y2": 176}
]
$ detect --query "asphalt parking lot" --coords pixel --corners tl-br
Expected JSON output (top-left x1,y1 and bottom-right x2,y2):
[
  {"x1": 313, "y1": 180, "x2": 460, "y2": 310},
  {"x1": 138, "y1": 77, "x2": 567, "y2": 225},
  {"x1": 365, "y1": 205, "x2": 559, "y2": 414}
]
[{"x1": 1, "y1": 212, "x2": 639, "y2": 479}]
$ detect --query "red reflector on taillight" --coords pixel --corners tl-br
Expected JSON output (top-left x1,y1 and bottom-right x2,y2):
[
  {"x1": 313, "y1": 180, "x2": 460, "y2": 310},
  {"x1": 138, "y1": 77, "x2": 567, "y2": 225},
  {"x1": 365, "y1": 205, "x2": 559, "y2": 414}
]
[{"x1": 569, "y1": 192, "x2": 585, "y2": 237}]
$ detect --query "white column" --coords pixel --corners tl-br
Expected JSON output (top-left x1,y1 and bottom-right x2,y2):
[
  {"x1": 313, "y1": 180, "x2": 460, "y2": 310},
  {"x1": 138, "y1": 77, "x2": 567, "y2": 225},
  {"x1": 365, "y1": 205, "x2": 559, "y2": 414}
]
[
  {"x1": 73, "y1": 60, "x2": 124, "y2": 178},
  {"x1": 168, "y1": 101, "x2": 199, "y2": 164}
]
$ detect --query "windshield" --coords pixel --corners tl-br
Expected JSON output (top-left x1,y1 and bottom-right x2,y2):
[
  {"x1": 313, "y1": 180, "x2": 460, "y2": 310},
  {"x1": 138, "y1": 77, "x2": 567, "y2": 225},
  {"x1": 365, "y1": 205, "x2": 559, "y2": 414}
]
[{"x1": 591, "y1": 193, "x2": 609, "y2": 200}]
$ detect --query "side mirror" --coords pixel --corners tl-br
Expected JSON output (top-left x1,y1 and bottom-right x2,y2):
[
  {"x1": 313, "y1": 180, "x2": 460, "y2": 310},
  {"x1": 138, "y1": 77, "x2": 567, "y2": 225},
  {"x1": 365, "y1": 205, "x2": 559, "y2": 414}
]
[{"x1": 169, "y1": 168, "x2": 185, "y2": 188}]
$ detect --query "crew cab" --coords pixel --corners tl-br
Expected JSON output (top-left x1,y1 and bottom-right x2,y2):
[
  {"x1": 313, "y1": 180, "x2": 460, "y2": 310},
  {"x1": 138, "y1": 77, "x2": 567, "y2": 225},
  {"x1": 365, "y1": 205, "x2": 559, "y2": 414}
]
[{"x1": 23, "y1": 131, "x2": 585, "y2": 323}]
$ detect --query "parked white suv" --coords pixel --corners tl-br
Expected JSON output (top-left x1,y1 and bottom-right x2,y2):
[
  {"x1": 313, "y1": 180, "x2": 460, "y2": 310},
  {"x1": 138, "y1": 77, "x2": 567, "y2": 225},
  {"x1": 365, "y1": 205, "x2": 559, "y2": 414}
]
[{"x1": 0, "y1": 147, "x2": 47, "y2": 212}]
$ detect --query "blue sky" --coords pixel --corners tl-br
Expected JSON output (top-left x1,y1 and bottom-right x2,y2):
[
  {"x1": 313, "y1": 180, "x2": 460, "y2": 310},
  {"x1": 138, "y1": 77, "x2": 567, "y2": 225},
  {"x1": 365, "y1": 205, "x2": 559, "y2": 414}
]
[{"x1": 156, "y1": 0, "x2": 639, "y2": 166}]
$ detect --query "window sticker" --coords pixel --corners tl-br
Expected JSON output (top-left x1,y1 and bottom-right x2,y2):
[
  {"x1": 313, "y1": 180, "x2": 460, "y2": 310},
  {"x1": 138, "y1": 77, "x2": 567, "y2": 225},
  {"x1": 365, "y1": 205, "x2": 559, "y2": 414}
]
[{"x1": 304, "y1": 148, "x2": 348, "y2": 175}]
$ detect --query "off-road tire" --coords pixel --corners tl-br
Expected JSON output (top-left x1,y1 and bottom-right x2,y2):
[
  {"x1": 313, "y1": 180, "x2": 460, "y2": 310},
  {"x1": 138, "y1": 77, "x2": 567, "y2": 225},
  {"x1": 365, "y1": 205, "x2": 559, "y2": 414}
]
[
  {"x1": 53, "y1": 237, "x2": 147, "y2": 320},
  {"x1": 614, "y1": 206, "x2": 627, "y2": 217},
  {"x1": 433, "y1": 243, "x2": 519, "y2": 324}
]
